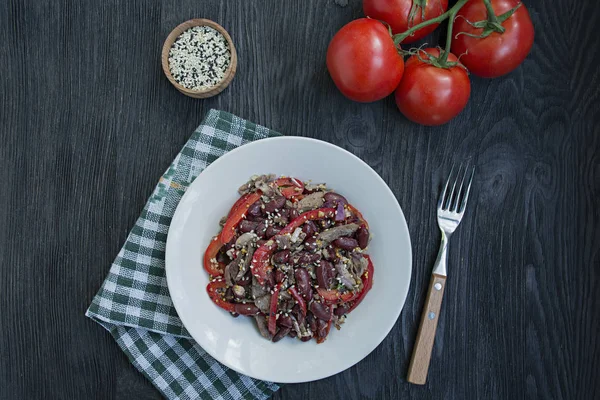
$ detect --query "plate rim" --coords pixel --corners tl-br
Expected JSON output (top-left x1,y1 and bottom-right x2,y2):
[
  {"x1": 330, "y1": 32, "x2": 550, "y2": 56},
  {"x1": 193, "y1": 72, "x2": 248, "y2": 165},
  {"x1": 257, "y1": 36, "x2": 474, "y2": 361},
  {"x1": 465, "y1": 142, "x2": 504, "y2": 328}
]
[{"x1": 165, "y1": 136, "x2": 412, "y2": 383}]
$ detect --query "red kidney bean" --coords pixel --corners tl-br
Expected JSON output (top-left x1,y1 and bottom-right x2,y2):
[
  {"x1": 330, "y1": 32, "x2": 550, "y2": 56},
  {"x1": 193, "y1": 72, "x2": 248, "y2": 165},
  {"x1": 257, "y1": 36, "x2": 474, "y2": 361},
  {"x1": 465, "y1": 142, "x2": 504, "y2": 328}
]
[
  {"x1": 257, "y1": 239, "x2": 267, "y2": 246},
  {"x1": 294, "y1": 268, "x2": 311, "y2": 296},
  {"x1": 246, "y1": 214, "x2": 264, "y2": 222},
  {"x1": 234, "y1": 303, "x2": 260, "y2": 315},
  {"x1": 356, "y1": 226, "x2": 369, "y2": 249},
  {"x1": 278, "y1": 314, "x2": 293, "y2": 328},
  {"x1": 239, "y1": 220, "x2": 258, "y2": 233},
  {"x1": 334, "y1": 304, "x2": 349, "y2": 316},
  {"x1": 265, "y1": 225, "x2": 281, "y2": 239},
  {"x1": 272, "y1": 326, "x2": 291, "y2": 342},
  {"x1": 275, "y1": 269, "x2": 286, "y2": 283},
  {"x1": 303, "y1": 237, "x2": 318, "y2": 252},
  {"x1": 333, "y1": 237, "x2": 359, "y2": 250},
  {"x1": 316, "y1": 260, "x2": 335, "y2": 289},
  {"x1": 247, "y1": 201, "x2": 262, "y2": 217},
  {"x1": 272, "y1": 250, "x2": 290, "y2": 265},
  {"x1": 255, "y1": 221, "x2": 268, "y2": 238},
  {"x1": 264, "y1": 196, "x2": 286, "y2": 213},
  {"x1": 289, "y1": 208, "x2": 299, "y2": 220},
  {"x1": 230, "y1": 312, "x2": 239, "y2": 318},
  {"x1": 300, "y1": 336, "x2": 312, "y2": 342},
  {"x1": 297, "y1": 252, "x2": 321, "y2": 265},
  {"x1": 236, "y1": 272, "x2": 252, "y2": 286},
  {"x1": 317, "y1": 319, "x2": 329, "y2": 339},
  {"x1": 216, "y1": 250, "x2": 229, "y2": 264},
  {"x1": 321, "y1": 247, "x2": 335, "y2": 261},
  {"x1": 305, "y1": 286, "x2": 313, "y2": 302},
  {"x1": 310, "y1": 301, "x2": 332, "y2": 321},
  {"x1": 324, "y1": 192, "x2": 348, "y2": 205},
  {"x1": 288, "y1": 330, "x2": 297, "y2": 338},
  {"x1": 302, "y1": 221, "x2": 319, "y2": 236},
  {"x1": 225, "y1": 237, "x2": 236, "y2": 250}
]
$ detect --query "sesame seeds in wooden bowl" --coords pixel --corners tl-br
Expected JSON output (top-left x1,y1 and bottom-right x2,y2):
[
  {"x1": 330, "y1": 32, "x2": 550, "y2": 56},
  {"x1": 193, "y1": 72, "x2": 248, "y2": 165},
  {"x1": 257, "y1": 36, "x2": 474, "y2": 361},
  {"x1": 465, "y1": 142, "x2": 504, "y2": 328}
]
[{"x1": 162, "y1": 19, "x2": 237, "y2": 99}]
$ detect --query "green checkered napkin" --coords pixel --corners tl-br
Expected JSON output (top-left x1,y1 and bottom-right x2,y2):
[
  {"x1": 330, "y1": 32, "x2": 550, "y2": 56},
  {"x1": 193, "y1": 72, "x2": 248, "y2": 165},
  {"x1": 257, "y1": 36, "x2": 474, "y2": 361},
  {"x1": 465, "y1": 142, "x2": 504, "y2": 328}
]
[{"x1": 86, "y1": 109, "x2": 280, "y2": 400}]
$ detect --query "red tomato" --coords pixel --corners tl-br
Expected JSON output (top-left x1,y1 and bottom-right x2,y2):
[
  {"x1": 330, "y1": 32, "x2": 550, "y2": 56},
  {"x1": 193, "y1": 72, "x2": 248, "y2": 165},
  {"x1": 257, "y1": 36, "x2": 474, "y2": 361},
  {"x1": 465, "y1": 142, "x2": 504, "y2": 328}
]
[
  {"x1": 363, "y1": 0, "x2": 449, "y2": 42},
  {"x1": 327, "y1": 18, "x2": 404, "y2": 103},
  {"x1": 395, "y1": 48, "x2": 470, "y2": 126},
  {"x1": 451, "y1": 0, "x2": 534, "y2": 78}
]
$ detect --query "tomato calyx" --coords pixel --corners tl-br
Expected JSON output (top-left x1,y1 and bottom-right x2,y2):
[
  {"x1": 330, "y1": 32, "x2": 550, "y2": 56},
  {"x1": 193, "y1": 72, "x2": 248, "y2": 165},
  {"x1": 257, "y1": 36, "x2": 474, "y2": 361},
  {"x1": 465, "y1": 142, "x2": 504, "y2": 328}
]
[
  {"x1": 408, "y1": 0, "x2": 429, "y2": 28},
  {"x1": 455, "y1": 1, "x2": 523, "y2": 39},
  {"x1": 411, "y1": 47, "x2": 465, "y2": 70},
  {"x1": 393, "y1": 0, "x2": 469, "y2": 45}
]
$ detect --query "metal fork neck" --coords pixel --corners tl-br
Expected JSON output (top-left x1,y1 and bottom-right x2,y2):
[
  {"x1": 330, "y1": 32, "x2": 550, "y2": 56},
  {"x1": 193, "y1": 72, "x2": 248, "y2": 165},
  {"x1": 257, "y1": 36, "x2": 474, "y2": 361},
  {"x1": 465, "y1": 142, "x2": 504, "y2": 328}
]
[{"x1": 432, "y1": 230, "x2": 450, "y2": 276}]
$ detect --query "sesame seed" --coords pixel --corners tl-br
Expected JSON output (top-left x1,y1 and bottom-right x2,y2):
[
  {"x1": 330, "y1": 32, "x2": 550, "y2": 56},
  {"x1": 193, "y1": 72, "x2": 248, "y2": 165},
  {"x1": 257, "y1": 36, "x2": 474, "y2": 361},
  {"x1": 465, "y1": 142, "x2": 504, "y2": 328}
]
[{"x1": 168, "y1": 26, "x2": 231, "y2": 90}]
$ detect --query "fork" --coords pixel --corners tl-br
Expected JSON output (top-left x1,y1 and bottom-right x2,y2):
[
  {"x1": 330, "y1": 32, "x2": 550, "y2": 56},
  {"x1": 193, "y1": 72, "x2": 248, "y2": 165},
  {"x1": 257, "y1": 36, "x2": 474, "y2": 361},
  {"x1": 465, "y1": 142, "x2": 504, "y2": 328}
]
[{"x1": 407, "y1": 164, "x2": 475, "y2": 385}]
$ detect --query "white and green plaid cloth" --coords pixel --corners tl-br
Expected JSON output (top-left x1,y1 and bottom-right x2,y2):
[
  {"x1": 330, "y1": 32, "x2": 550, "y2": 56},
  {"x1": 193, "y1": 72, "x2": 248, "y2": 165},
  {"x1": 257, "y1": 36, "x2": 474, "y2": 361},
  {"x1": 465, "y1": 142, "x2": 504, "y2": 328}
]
[{"x1": 86, "y1": 109, "x2": 280, "y2": 400}]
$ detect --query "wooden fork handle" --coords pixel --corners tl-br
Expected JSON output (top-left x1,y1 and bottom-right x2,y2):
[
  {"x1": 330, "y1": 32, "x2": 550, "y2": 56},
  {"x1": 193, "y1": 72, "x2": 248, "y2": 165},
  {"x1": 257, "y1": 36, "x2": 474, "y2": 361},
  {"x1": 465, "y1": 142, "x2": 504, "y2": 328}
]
[{"x1": 407, "y1": 273, "x2": 447, "y2": 385}]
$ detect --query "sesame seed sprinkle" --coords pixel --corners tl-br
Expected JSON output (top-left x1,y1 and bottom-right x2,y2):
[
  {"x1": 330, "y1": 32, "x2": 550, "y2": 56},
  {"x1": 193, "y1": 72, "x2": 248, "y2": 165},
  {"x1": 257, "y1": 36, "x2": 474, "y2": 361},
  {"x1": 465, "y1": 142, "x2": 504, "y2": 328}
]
[{"x1": 168, "y1": 26, "x2": 231, "y2": 91}]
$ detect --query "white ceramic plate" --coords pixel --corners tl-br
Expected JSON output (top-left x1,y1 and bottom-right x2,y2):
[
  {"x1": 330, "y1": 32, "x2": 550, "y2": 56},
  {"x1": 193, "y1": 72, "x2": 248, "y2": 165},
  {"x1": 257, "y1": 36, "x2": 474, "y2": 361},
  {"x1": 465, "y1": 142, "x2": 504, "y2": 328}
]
[{"x1": 165, "y1": 137, "x2": 411, "y2": 383}]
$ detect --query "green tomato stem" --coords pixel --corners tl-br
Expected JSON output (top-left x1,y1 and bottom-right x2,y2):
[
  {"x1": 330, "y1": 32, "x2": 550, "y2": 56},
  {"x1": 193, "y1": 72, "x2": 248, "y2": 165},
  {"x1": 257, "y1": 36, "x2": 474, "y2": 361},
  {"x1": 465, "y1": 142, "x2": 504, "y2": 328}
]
[
  {"x1": 393, "y1": 0, "x2": 470, "y2": 46},
  {"x1": 482, "y1": 0, "x2": 501, "y2": 24},
  {"x1": 439, "y1": 1, "x2": 463, "y2": 64}
]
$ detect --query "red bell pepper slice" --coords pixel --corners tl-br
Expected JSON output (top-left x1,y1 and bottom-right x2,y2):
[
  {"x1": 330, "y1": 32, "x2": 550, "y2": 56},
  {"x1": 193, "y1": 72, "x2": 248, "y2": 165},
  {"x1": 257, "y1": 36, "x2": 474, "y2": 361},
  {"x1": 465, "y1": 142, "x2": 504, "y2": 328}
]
[
  {"x1": 347, "y1": 255, "x2": 374, "y2": 313},
  {"x1": 268, "y1": 283, "x2": 283, "y2": 335},
  {"x1": 346, "y1": 204, "x2": 369, "y2": 230},
  {"x1": 316, "y1": 287, "x2": 357, "y2": 305},
  {"x1": 251, "y1": 208, "x2": 336, "y2": 284},
  {"x1": 275, "y1": 177, "x2": 304, "y2": 199},
  {"x1": 220, "y1": 191, "x2": 262, "y2": 244},
  {"x1": 206, "y1": 280, "x2": 236, "y2": 312},
  {"x1": 203, "y1": 236, "x2": 225, "y2": 276},
  {"x1": 280, "y1": 207, "x2": 336, "y2": 235},
  {"x1": 288, "y1": 286, "x2": 307, "y2": 316},
  {"x1": 227, "y1": 192, "x2": 254, "y2": 218}
]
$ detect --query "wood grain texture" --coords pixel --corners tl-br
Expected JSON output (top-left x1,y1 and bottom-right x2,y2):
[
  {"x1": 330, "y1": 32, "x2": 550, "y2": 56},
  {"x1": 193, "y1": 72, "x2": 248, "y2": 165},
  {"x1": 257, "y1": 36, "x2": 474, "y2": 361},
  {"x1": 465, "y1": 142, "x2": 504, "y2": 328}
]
[
  {"x1": 0, "y1": 0, "x2": 598, "y2": 399},
  {"x1": 407, "y1": 274, "x2": 447, "y2": 385}
]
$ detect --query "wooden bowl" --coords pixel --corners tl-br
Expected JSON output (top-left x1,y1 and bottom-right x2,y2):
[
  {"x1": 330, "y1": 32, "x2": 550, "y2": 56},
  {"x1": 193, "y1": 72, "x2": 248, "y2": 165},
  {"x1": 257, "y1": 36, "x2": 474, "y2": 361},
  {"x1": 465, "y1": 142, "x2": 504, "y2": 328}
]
[{"x1": 161, "y1": 19, "x2": 237, "y2": 99}]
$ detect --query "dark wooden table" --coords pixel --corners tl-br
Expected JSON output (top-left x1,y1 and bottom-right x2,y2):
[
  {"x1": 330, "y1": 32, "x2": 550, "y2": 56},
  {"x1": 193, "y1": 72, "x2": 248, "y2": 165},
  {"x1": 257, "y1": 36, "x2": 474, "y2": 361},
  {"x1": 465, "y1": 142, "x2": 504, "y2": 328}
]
[{"x1": 1, "y1": 0, "x2": 598, "y2": 399}]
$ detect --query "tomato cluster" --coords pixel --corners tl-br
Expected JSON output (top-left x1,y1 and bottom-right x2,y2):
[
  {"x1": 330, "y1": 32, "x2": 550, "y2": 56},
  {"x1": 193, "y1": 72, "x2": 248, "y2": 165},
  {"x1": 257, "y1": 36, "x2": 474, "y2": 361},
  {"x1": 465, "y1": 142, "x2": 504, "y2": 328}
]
[{"x1": 327, "y1": 0, "x2": 534, "y2": 126}]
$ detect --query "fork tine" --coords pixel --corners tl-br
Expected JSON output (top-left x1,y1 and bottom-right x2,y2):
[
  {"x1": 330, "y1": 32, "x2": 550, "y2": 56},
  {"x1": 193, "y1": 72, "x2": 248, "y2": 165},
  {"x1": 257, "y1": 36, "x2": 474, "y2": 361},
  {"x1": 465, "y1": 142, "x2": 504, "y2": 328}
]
[
  {"x1": 458, "y1": 167, "x2": 475, "y2": 213},
  {"x1": 437, "y1": 164, "x2": 455, "y2": 209},
  {"x1": 450, "y1": 164, "x2": 469, "y2": 212},
  {"x1": 445, "y1": 163, "x2": 463, "y2": 210}
]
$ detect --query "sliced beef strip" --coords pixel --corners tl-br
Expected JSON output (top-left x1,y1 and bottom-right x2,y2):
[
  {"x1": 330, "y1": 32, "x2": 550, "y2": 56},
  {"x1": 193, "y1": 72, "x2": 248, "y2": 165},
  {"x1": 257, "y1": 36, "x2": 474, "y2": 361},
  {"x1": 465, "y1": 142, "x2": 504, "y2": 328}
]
[
  {"x1": 317, "y1": 223, "x2": 360, "y2": 246},
  {"x1": 238, "y1": 174, "x2": 276, "y2": 195},
  {"x1": 254, "y1": 315, "x2": 272, "y2": 340},
  {"x1": 304, "y1": 182, "x2": 327, "y2": 192},
  {"x1": 335, "y1": 260, "x2": 357, "y2": 290},
  {"x1": 235, "y1": 232, "x2": 257, "y2": 249},
  {"x1": 349, "y1": 253, "x2": 368, "y2": 281},
  {"x1": 235, "y1": 245, "x2": 256, "y2": 281},
  {"x1": 273, "y1": 234, "x2": 292, "y2": 250},
  {"x1": 224, "y1": 257, "x2": 240, "y2": 287},
  {"x1": 254, "y1": 294, "x2": 271, "y2": 314},
  {"x1": 296, "y1": 192, "x2": 325, "y2": 213},
  {"x1": 252, "y1": 275, "x2": 268, "y2": 298}
]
